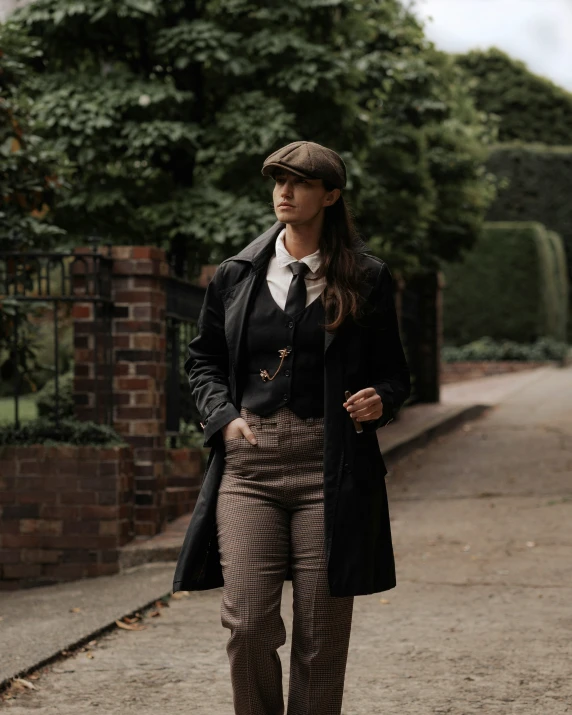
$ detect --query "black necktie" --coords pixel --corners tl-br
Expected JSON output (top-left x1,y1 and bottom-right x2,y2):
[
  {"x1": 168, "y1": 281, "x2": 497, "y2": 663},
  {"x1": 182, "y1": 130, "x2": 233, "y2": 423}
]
[{"x1": 284, "y1": 262, "x2": 310, "y2": 316}]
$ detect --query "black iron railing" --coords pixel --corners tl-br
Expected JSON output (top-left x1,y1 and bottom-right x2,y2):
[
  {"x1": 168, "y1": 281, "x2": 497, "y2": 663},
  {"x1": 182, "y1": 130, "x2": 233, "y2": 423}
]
[{"x1": 0, "y1": 240, "x2": 114, "y2": 428}]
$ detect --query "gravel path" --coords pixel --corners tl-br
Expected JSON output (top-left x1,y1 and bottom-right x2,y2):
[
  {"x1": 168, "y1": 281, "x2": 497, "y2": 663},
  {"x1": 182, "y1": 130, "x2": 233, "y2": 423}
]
[{"x1": 3, "y1": 367, "x2": 571, "y2": 714}]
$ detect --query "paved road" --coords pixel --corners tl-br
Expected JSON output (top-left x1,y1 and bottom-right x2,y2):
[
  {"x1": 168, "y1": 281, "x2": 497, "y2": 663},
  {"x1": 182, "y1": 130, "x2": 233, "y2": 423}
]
[{"x1": 3, "y1": 367, "x2": 571, "y2": 714}]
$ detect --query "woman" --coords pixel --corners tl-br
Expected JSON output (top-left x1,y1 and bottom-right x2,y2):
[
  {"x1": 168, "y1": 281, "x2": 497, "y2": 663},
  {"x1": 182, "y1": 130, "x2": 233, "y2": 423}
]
[{"x1": 173, "y1": 140, "x2": 410, "y2": 715}]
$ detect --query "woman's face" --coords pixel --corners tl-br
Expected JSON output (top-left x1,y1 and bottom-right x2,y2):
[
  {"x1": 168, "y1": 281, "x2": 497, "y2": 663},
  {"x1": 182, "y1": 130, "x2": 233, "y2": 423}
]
[{"x1": 272, "y1": 170, "x2": 340, "y2": 225}]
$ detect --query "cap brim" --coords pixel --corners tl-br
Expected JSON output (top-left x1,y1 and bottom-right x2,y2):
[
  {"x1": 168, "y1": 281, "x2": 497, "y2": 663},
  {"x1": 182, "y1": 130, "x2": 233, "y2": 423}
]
[{"x1": 261, "y1": 162, "x2": 317, "y2": 180}]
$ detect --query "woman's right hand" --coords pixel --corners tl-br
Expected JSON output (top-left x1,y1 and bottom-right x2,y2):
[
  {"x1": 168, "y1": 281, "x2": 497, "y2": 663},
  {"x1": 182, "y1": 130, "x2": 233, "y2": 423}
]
[{"x1": 222, "y1": 417, "x2": 258, "y2": 445}]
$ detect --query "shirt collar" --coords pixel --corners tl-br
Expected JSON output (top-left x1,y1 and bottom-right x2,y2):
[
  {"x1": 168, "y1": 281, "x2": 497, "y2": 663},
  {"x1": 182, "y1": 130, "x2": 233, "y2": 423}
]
[{"x1": 275, "y1": 228, "x2": 322, "y2": 274}]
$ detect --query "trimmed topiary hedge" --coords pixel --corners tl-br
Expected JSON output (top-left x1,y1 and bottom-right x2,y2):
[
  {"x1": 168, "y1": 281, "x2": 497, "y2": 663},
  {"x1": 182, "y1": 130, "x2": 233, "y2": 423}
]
[
  {"x1": 485, "y1": 143, "x2": 572, "y2": 338},
  {"x1": 455, "y1": 48, "x2": 572, "y2": 145},
  {"x1": 0, "y1": 418, "x2": 125, "y2": 446},
  {"x1": 442, "y1": 221, "x2": 568, "y2": 345}
]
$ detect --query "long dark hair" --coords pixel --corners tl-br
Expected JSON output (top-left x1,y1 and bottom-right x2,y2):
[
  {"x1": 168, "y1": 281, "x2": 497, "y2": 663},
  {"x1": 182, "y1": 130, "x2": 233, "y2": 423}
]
[{"x1": 312, "y1": 180, "x2": 368, "y2": 332}]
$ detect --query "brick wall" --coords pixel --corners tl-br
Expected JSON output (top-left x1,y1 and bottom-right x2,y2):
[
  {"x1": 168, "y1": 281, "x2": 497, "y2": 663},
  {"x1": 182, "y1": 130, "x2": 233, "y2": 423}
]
[
  {"x1": 164, "y1": 448, "x2": 205, "y2": 521},
  {"x1": 0, "y1": 445, "x2": 134, "y2": 590}
]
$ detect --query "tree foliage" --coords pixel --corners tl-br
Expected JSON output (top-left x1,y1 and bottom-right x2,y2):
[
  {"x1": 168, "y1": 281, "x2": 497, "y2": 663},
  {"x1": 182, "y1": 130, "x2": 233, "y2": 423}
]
[
  {"x1": 455, "y1": 47, "x2": 572, "y2": 146},
  {"x1": 0, "y1": 23, "x2": 66, "y2": 250},
  {"x1": 4, "y1": 0, "x2": 496, "y2": 273}
]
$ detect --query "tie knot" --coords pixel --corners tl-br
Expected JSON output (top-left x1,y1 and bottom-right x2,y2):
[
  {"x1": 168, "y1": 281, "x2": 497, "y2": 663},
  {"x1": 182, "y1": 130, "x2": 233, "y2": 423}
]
[{"x1": 289, "y1": 261, "x2": 310, "y2": 277}]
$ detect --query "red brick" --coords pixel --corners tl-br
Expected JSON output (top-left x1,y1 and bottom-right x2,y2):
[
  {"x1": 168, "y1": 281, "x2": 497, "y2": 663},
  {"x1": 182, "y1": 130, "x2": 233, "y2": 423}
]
[
  {"x1": 3, "y1": 563, "x2": 42, "y2": 579},
  {"x1": 79, "y1": 505, "x2": 119, "y2": 520},
  {"x1": 72, "y1": 304, "x2": 93, "y2": 320},
  {"x1": 134, "y1": 522, "x2": 159, "y2": 537},
  {"x1": 0, "y1": 549, "x2": 21, "y2": 564},
  {"x1": 41, "y1": 506, "x2": 81, "y2": 522},
  {"x1": 20, "y1": 519, "x2": 62, "y2": 535},
  {"x1": 99, "y1": 521, "x2": 119, "y2": 536},
  {"x1": 131, "y1": 421, "x2": 161, "y2": 436},
  {"x1": 21, "y1": 549, "x2": 61, "y2": 564},
  {"x1": 116, "y1": 407, "x2": 155, "y2": 421},
  {"x1": 1, "y1": 533, "x2": 43, "y2": 548},
  {"x1": 43, "y1": 563, "x2": 87, "y2": 580},
  {"x1": 86, "y1": 563, "x2": 118, "y2": 577},
  {"x1": 62, "y1": 520, "x2": 100, "y2": 535},
  {"x1": 60, "y1": 492, "x2": 97, "y2": 505},
  {"x1": 116, "y1": 377, "x2": 153, "y2": 391},
  {"x1": 19, "y1": 491, "x2": 58, "y2": 505}
]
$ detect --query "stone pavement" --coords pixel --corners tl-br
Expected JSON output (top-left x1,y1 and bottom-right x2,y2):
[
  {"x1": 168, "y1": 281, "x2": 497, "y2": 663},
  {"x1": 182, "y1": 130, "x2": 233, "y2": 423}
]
[{"x1": 2, "y1": 364, "x2": 571, "y2": 714}]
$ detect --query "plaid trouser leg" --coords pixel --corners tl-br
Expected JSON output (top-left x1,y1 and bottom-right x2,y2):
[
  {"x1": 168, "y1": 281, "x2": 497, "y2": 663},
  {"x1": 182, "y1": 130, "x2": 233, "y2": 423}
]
[{"x1": 216, "y1": 406, "x2": 354, "y2": 715}]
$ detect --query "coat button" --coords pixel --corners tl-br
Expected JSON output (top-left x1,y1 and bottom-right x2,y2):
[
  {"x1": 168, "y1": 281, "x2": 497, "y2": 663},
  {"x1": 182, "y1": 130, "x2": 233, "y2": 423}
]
[
  {"x1": 284, "y1": 370, "x2": 291, "y2": 377},
  {"x1": 288, "y1": 321, "x2": 294, "y2": 329},
  {"x1": 283, "y1": 394, "x2": 288, "y2": 401},
  {"x1": 286, "y1": 345, "x2": 292, "y2": 351}
]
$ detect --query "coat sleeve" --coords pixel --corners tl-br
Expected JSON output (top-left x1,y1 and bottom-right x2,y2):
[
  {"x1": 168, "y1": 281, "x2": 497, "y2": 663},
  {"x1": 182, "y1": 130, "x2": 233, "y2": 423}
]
[
  {"x1": 184, "y1": 265, "x2": 240, "y2": 448},
  {"x1": 360, "y1": 262, "x2": 411, "y2": 433}
]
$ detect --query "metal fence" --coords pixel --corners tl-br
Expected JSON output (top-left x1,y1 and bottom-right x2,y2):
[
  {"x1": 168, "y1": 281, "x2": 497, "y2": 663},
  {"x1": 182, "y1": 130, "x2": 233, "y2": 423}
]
[
  {"x1": 164, "y1": 266, "x2": 205, "y2": 447},
  {"x1": 0, "y1": 242, "x2": 114, "y2": 428}
]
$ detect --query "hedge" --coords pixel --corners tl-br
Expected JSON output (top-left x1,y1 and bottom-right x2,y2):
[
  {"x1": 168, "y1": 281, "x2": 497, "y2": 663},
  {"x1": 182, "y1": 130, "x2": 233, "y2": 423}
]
[
  {"x1": 442, "y1": 336, "x2": 568, "y2": 363},
  {"x1": 442, "y1": 221, "x2": 568, "y2": 345},
  {"x1": 485, "y1": 143, "x2": 572, "y2": 339},
  {"x1": 455, "y1": 48, "x2": 572, "y2": 145},
  {"x1": 0, "y1": 418, "x2": 125, "y2": 446}
]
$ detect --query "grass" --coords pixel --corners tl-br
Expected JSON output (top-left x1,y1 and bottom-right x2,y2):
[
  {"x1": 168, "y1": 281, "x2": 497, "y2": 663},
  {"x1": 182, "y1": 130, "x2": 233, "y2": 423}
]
[{"x1": 0, "y1": 396, "x2": 38, "y2": 424}]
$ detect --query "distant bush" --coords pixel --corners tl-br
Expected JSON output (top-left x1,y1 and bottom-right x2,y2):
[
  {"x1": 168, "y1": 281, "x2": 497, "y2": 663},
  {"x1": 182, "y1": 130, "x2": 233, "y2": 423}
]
[
  {"x1": 35, "y1": 370, "x2": 74, "y2": 420},
  {"x1": 0, "y1": 418, "x2": 125, "y2": 446},
  {"x1": 442, "y1": 336, "x2": 568, "y2": 363},
  {"x1": 442, "y1": 221, "x2": 568, "y2": 345}
]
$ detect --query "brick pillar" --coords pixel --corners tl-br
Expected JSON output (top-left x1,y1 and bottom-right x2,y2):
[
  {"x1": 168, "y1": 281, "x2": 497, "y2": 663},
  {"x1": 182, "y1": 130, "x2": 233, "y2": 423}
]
[{"x1": 111, "y1": 247, "x2": 168, "y2": 537}]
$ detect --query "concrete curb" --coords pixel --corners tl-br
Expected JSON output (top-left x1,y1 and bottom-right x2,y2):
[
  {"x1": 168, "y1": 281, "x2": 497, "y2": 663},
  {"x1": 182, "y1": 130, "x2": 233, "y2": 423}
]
[{"x1": 382, "y1": 403, "x2": 491, "y2": 465}]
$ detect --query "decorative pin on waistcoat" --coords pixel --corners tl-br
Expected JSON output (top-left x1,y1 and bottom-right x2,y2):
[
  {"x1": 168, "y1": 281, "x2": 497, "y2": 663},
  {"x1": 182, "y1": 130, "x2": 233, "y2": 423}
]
[{"x1": 260, "y1": 346, "x2": 292, "y2": 382}]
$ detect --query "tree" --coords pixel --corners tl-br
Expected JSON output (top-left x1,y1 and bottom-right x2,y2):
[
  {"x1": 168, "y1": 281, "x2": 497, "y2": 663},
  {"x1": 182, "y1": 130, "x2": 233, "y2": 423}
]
[
  {"x1": 0, "y1": 22, "x2": 65, "y2": 251},
  {"x1": 6, "y1": 0, "x2": 496, "y2": 275}
]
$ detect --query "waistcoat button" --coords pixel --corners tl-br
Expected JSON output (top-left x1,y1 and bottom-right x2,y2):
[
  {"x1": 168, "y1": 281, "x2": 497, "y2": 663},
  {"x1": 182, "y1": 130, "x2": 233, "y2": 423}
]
[{"x1": 288, "y1": 321, "x2": 294, "y2": 328}]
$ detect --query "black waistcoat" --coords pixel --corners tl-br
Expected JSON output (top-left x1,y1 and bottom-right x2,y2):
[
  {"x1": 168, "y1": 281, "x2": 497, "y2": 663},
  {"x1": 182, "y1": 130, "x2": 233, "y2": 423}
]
[{"x1": 240, "y1": 277, "x2": 326, "y2": 418}]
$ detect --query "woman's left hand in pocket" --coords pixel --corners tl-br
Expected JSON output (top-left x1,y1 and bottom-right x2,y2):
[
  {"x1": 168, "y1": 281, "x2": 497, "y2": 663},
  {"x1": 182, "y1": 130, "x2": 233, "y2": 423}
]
[{"x1": 343, "y1": 387, "x2": 383, "y2": 422}]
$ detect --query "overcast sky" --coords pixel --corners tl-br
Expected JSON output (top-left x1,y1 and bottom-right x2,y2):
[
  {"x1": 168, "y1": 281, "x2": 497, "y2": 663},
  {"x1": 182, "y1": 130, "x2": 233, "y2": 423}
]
[{"x1": 413, "y1": 0, "x2": 572, "y2": 91}]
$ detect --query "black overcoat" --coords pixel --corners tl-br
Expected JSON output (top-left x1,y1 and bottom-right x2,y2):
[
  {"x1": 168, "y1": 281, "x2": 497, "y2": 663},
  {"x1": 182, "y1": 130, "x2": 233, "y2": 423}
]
[{"x1": 172, "y1": 221, "x2": 410, "y2": 597}]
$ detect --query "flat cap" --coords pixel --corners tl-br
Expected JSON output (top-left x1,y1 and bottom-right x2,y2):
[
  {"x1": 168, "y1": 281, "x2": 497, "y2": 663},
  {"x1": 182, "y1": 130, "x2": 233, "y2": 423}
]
[{"x1": 261, "y1": 140, "x2": 347, "y2": 189}]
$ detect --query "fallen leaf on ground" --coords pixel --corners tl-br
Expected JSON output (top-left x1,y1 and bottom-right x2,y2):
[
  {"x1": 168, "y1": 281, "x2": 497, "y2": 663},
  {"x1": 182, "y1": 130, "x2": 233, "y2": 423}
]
[
  {"x1": 148, "y1": 610, "x2": 161, "y2": 618},
  {"x1": 379, "y1": 599, "x2": 390, "y2": 605},
  {"x1": 14, "y1": 678, "x2": 37, "y2": 690},
  {"x1": 115, "y1": 619, "x2": 147, "y2": 631},
  {"x1": 69, "y1": 607, "x2": 81, "y2": 613}
]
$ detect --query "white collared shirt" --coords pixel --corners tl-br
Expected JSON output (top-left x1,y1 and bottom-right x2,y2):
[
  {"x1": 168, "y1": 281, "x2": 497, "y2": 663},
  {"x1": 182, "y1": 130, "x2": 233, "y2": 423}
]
[{"x1": 266, "y1": 228, "x2": 326, "y2": 310}]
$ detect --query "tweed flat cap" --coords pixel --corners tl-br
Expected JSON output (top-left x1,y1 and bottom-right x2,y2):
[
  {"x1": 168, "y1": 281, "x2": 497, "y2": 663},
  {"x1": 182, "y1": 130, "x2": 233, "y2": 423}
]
[{"x1": 261, "y1": 140, "x2": 347, "y2": 189}]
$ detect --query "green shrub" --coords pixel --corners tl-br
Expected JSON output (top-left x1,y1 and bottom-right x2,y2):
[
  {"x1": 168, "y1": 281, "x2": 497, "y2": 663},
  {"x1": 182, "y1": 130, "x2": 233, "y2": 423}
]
[
  {"x1": 485, "y1": 143, "x2": 572, "y2": 339},
  {"x1": 35, "y1": 370, "x2": 74, "y2": 420},
  {"x1": 442, "y1": 221, "x2": 568, "y2": 345},
  {"x1": 442, "y1": 336, "x2": 568, "y2": 363},
  {"x1": 455, "y1": 48, "x2": 572, "y2": 145},
  {"x1": 0, "y1": 418, "x2": 125, "y2": 446}
]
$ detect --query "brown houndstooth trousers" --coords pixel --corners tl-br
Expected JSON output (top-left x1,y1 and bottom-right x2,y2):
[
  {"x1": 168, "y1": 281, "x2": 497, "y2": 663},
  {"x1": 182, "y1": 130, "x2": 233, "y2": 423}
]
[{"x1": 216, "y1": 405, "x2": 354, "y2": 715}]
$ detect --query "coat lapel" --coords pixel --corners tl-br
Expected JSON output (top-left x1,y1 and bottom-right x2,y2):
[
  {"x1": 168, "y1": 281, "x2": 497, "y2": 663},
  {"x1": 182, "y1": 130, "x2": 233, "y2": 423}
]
[{"x1": 222, "y1": 220, "x2": 378, "y2": 360}]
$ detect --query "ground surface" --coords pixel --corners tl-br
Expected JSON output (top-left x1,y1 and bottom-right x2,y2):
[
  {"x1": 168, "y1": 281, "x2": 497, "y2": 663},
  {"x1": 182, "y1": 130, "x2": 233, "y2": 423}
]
[{"x1": 2, "y1": 366, "x2": 571, "y2": 714}]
